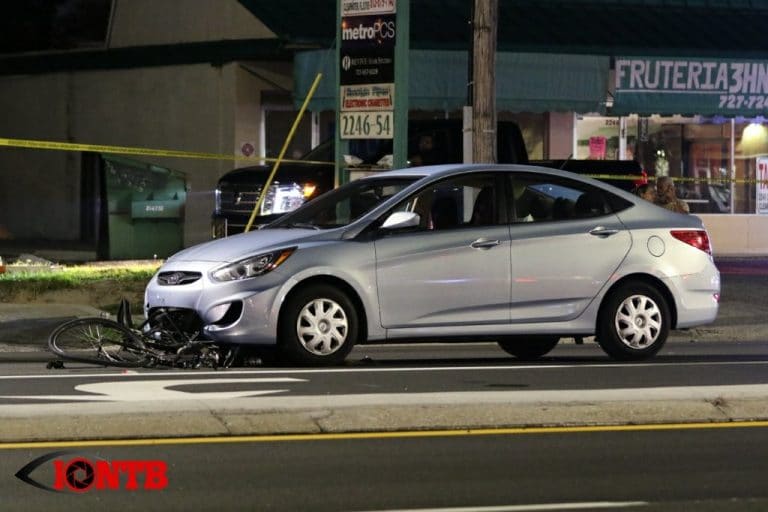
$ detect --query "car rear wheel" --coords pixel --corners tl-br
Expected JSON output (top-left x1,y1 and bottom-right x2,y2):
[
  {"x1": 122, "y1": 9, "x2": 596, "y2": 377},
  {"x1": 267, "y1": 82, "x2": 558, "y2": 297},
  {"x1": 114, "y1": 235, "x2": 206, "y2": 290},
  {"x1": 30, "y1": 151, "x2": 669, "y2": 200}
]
[
  {"x1": 497, "y1": 335, "x2": 560, "y2": 360},
  {"x1": 597, "y1": 282, "x2": 670, "y2": 360},
  {"x1": 279, "y1": 284, "x2": 358, "y2": 365}
]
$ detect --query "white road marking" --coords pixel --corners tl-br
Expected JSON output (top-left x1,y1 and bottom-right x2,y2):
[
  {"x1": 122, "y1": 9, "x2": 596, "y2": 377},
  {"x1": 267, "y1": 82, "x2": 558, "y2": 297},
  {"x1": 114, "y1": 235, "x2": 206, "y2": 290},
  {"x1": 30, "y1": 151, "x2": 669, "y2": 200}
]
[
  {"x1": 353, "y1": 501, "x2": 648, "y2": 511},
  {"x1": 2, "y1": 359, "x2": 768, "y2": 380},
  {"x1": 3, "y1": 384, "x2": 768, "y2": 410},
  {"x1": 0, "y1": 378, "x2": 306, "y2": 402}
]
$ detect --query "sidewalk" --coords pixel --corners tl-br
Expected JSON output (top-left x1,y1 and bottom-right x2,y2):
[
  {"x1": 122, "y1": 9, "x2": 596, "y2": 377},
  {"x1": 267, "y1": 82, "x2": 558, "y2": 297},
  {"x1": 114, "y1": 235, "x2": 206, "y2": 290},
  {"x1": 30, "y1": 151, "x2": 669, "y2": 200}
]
[{"x1": 0, "y1": 303, "x2": 106, "y2": 352}]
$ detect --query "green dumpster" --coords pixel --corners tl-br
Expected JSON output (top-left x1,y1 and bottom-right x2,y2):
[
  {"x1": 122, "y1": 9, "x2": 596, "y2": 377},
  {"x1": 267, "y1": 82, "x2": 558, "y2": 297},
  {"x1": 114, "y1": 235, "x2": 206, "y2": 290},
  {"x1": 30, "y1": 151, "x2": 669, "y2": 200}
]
[{"x1": 102, "y1": 155, "x2": 187, "y2": 260}]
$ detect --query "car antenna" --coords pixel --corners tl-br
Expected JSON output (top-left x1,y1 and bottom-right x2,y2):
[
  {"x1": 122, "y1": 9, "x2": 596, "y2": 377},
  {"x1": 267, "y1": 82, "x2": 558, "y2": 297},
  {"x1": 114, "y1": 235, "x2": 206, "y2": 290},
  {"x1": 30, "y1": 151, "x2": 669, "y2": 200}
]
[{"x1": 559, "y1": 154, "x2": 573, "y2": 169}]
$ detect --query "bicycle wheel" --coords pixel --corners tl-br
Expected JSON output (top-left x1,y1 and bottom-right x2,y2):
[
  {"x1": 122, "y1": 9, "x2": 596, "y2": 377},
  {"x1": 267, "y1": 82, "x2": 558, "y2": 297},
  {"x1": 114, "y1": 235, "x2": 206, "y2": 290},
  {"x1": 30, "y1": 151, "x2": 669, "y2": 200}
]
[{"x1": 48, "y1": 317, "x2": 149, "y2": 367}]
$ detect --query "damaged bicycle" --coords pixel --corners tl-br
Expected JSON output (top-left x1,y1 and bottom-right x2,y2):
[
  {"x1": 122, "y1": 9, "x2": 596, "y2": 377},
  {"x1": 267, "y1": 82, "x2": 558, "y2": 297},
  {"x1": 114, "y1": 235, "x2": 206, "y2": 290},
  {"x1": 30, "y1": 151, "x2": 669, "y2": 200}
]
[{"x1": 47, "y1": 299, "x2": 238, "y2": 369}]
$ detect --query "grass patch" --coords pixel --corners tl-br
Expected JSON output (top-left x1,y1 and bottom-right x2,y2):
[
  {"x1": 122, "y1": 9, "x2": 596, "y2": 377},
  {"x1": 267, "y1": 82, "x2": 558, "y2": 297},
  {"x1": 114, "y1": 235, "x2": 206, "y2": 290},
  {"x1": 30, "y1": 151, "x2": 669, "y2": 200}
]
[
  {"x1": 0, "y1": 264, "x2": 159, "y2": 290},
  {"x1": 0, "y1": 263, "x2": 160, "y2": 309}
]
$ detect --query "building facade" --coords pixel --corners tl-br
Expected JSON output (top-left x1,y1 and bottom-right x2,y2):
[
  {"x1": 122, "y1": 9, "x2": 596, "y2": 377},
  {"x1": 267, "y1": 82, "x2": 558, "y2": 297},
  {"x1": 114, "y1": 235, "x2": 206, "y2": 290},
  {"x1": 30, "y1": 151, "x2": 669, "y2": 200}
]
[{"x1": 1, "y1": 0, "x2": 767, "y2": 258}]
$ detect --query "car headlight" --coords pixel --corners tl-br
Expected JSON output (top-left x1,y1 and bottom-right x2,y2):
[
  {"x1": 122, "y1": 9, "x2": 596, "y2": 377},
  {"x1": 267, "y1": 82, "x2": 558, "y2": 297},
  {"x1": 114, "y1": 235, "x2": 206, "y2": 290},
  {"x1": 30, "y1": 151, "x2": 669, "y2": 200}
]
[
  {"x1": 260, "y1": 183, "x2": 308, "y2": 215},
  {"x1": 210, "y1": 248, "x2": 296, "y2": 282}
]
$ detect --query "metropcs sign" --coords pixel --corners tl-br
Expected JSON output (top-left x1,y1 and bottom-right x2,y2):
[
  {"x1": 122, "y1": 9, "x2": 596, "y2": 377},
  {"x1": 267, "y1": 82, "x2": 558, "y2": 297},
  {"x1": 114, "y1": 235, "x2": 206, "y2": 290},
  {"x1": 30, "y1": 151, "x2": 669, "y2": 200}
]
[
  {"x1": 339, "y1": 0, "x2": 397, "y2": 140},
  {"x1": 614, "y1": 56, "x2": 768, "y2": 115},
  {"x1": 341, "y1": 16, "x2": 396, "y2": 46}
]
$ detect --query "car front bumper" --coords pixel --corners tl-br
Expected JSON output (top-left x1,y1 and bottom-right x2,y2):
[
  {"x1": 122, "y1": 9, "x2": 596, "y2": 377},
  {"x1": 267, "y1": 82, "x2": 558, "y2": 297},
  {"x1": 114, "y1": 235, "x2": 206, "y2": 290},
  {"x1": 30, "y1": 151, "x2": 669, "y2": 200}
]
[{"x1": 144, "y1": 261, "x2": 284, "y2": 345}]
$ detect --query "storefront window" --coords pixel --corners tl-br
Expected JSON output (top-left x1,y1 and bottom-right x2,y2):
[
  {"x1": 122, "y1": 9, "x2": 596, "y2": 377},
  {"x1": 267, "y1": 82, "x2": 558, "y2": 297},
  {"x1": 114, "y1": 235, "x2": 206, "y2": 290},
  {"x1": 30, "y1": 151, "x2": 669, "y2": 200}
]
[
  {"x1": 734, "y1": 121, "x2": 767, "y2": 214},
  {"x1": 681, "y1": 121, "x2": 732, "y2": 214},
  {"x1": 579, "y1": 115, "x2": 735, "y2": 214},
  {"x1": 575, "y1": 116, "x2": 620, "y2": 160},
  {"x1": 626, "y1": 115, "x2": 732, "y2": 214},
  {"x1": 502, "y1": 112, "x2": 545, "y2": 160}
]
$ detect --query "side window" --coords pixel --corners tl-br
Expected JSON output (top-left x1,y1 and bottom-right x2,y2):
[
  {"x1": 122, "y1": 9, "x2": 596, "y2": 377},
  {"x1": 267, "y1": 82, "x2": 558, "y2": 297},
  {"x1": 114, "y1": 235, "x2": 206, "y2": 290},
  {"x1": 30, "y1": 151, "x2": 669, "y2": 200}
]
[
  {"x1": 389, "y1": 173, "x2": 499, "y2": 231},
  {"x1": 509, "y1": 174, "x2": 610, "y2": 223}
]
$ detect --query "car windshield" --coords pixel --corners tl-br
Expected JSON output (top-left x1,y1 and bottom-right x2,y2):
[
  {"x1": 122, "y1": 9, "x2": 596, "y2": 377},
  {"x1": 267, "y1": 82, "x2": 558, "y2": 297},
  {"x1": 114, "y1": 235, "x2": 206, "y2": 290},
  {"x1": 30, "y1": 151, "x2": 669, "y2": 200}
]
[{"x1": 269, "y1": 177, "x2": 419, "y2": 229}]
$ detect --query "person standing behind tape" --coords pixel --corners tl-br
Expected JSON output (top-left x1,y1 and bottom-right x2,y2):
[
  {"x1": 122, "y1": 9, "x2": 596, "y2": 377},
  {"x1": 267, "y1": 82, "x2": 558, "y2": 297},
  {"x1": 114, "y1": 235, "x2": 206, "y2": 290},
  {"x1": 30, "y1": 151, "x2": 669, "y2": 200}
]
[{"x1": 655, "y1": 176, "x2": 689, "y2": 214}]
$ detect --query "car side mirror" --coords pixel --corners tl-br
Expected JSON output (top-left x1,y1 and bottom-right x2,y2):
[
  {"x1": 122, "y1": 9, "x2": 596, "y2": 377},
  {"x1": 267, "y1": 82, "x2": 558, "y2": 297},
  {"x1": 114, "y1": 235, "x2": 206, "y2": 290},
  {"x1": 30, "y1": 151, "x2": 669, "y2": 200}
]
[{"x1": 381, "y1": 211, "x2": 420, "y2": 230}]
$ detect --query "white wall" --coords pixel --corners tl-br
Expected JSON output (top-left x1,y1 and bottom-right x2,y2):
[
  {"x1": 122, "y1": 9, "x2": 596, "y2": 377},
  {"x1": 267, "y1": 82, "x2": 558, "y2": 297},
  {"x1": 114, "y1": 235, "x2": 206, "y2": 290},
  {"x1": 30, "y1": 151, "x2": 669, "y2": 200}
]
[
  {"x1": 700, "y1": 214, "x2": 768, "y2": 257},
  {"x1": 0, "y1": 75, "x2": 78, "y2": 240},
  {"x1": 233, "y1": 61, "x2": 293, "y2": 168},
  {"x1": 109, "y1": 0, "x2": 275, "y2": 46},
  {"x1": 72, "y1": 63, "x2": 238, "y2": 247},
  {"x1": 0, "y1": 64, "x2": 239, "y2": 247},
  {"x1": 546, "y1": 112, "x2": 574, "y2": 159},
  {"x1": 0, "y1": 0, "x2": 293, "y2": 250}
]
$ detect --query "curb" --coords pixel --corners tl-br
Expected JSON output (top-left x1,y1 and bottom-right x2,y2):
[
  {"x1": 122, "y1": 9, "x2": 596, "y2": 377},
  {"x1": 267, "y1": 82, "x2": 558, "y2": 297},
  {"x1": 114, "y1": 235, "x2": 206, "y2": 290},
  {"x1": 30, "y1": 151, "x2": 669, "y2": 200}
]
[{"x1": 2, "y1": 387, "x2": 768, "y2": 443}]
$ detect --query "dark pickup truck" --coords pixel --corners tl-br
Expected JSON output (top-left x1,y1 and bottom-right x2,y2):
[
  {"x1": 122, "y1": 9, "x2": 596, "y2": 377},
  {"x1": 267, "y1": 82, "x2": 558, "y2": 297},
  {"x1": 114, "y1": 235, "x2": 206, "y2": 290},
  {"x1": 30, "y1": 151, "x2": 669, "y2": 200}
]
[{"x1": 212, "y1": 120, "x2": 643, "y2": 237}]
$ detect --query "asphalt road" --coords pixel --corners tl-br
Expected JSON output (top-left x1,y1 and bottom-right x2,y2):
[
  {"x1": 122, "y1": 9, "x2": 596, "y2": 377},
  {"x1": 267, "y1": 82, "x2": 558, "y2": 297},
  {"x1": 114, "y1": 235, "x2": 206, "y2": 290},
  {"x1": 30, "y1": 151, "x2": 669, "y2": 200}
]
[
  {"x1": 0, "y1": 340, "x2": 767, "y2": 444},
  {"x1": 2, "y1": 424, "x2": 768, "y2": 511},
  {"x1": 1, "y1": 341, "x2": 768, "y2": 404}
]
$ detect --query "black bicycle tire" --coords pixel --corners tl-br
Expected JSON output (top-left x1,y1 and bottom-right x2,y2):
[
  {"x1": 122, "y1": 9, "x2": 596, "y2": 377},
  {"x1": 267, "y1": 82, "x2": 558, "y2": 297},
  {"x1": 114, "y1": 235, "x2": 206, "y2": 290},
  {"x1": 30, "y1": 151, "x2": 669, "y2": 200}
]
[{"x1": 48, "y1": 317, "x2": 149, "y2": 368}]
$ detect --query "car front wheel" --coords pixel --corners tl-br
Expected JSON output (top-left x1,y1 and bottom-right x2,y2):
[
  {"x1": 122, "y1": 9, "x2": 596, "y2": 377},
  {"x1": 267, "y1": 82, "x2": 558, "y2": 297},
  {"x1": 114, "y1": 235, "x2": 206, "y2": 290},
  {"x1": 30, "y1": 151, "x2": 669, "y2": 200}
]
[
  {"x1": 279, "y1": 284, "x2": 358, "y2": 365},
  {"x1": 597, "y1": 282, "x2": 670, "y2": 361},
  {"x1": 497, "y1": 335, "x2": 560, "y2": 360}
]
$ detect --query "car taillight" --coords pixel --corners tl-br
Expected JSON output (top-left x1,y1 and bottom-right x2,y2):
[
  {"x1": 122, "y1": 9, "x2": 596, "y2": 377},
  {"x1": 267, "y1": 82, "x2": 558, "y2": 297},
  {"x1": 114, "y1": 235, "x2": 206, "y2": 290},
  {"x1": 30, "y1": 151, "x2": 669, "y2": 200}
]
[{"x1": 671, "y1": 230, "x2": 711, "y2": 255}]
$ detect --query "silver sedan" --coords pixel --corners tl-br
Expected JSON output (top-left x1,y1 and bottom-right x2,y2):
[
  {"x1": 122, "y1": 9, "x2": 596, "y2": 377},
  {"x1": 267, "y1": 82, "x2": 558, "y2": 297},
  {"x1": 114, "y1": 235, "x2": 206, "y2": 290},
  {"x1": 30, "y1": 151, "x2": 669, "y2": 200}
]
[{"x1": 145, "y1": 164, "x2": 720, "y2": 364}]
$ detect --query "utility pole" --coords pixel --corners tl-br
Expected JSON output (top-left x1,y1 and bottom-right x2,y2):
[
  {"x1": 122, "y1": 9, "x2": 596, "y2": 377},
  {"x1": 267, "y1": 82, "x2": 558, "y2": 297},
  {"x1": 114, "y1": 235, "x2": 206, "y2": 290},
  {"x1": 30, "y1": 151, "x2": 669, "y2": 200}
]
[{"x1": 472, "y1": 0, "x2": 498, "y2": 163}]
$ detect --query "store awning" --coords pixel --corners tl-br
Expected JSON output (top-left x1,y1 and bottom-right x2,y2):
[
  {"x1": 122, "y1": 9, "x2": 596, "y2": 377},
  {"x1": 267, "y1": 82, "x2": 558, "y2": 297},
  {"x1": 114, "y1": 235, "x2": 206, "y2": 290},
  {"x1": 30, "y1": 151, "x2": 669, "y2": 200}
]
[{"x1": 294, "y1": 49, "x2": 609, "y2": 114}]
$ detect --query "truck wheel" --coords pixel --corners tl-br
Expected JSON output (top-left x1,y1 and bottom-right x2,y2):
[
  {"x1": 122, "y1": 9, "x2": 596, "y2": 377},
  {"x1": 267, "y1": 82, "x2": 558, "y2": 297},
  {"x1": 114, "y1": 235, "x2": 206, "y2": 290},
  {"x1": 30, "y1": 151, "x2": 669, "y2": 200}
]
[
  {"x1": 497, "y1": 335, "x2": 560, "y2": 360},
  {"x1": 279, "y1": 284, "x2": 358, "y2": 365},
  {"x1": 597, "y1": 282, "x2": 670, "y2": 361}
]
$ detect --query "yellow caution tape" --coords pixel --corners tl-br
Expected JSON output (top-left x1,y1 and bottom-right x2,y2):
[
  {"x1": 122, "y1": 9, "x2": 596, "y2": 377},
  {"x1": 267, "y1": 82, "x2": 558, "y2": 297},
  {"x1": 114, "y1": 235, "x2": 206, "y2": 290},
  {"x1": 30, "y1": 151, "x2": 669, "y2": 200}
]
[
  {"x1": 2, "y1": 137, "x2": 767, "y2": 184},
  {"x1": 0, "y1": 137, "x2": 334, "y2": 166},
  {"x1": 583, "y1": 173, "x2": 768, "y2": 185}
]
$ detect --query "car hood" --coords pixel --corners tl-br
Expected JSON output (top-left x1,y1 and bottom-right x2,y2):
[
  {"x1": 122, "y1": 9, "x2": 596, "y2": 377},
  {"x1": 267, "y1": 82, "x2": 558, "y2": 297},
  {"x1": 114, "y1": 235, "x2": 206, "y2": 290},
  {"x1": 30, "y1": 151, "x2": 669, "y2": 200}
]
[{"x1": 167, "y1": 229, "x2": 328, "y2": 263}]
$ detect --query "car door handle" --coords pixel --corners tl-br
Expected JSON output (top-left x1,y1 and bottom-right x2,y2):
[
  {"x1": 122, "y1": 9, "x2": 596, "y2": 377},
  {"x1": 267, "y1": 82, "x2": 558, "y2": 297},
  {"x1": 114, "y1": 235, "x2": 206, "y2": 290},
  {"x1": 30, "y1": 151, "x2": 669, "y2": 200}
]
[
  {"x1": 589, "y1": 226, "x2": 620, "y2": 237},
  {"x1": 470, "y1": 238, "x2": 501, "y2": 250}
]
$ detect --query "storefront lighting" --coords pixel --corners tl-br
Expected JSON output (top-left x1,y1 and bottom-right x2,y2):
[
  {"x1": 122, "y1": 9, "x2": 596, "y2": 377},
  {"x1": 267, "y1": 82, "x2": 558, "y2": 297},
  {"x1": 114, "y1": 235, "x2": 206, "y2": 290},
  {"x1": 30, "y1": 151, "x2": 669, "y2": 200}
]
[
  {"x1": 743, "y1": 122, "x2": 764, "y2": 138},
  {"x1": 740, "y1": 122, "x2": 768, "y2": 156}
]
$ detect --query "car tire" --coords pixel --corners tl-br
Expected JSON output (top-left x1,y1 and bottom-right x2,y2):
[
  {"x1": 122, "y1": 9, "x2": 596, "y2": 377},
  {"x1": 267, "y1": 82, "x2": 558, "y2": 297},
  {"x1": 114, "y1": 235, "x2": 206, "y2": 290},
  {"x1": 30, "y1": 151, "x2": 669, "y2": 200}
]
[
  {"x1": 597, "y1": 281, "x2": 670, "y2": 361},
  {"x1": 279, "y1": 284, "x2": 358, "y2": 365},
  {"x1": 497, "y1": 335, "x2": 560, "y2": 360}
]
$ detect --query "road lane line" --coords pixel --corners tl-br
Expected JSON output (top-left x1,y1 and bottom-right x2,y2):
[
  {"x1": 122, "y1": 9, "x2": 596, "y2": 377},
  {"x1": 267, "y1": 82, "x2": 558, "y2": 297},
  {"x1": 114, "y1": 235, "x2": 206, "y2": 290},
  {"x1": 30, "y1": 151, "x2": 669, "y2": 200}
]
[
  {"x1": 3, "y1": 359, "x2": 768, "y2": 380},
  {"x1": 352, "y1": 502, "x2": 648, "y2": 511},
  {"x1": 2, "y1": 420, "x2": 768, "y2": 450}
]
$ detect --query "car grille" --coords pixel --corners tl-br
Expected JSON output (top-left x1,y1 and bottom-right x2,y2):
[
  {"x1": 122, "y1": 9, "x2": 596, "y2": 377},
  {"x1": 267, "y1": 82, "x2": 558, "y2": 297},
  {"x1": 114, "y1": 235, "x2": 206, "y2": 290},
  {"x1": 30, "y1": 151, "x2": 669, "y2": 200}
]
[
  {"x1": 157, "y1": 271, "x2": 202, "y2": 286},
  {"x1": 145, "y1": 307, "x2": 206, "y2": 344},
  {"x1": 218, "y1": 183, "x2": 264, "y2": 213}
]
